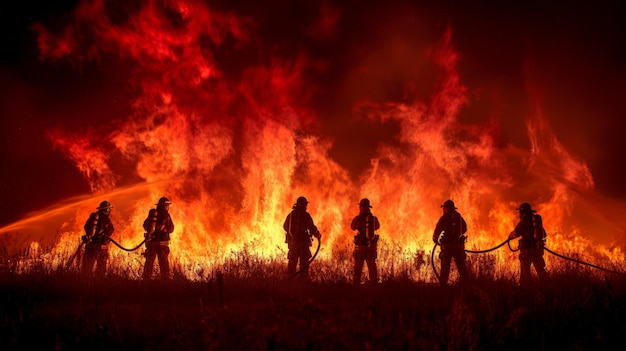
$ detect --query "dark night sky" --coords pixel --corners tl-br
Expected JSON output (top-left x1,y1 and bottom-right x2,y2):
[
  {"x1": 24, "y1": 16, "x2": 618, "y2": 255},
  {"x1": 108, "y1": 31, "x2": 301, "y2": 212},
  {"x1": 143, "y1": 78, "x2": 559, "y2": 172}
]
[{"x1": 1, "y1": 0, "x2": 625, "y2": 227}]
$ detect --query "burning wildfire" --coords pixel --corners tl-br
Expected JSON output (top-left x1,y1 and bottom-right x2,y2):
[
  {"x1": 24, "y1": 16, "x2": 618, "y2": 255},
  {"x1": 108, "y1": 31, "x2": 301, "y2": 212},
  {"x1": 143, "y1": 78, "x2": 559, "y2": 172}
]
[{"x1": 1, "y1": 0, "x2": 625, "y2": 280}]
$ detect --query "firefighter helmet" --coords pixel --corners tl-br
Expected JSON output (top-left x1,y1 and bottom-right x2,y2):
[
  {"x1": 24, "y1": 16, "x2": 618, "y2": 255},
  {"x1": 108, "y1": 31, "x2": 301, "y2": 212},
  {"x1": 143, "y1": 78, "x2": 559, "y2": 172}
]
[
  {"x1": 440, "y1": 200, "x2": 457, "y2": 209},
  {"x1": 97, "y1": 201, "x2": 113, "y2": 210},
  {"x1": 516, "y1": 202, "x2": 536, "y2": 213},
  {"x1": 156, "y1": 197, "x2": 172, "y2": 206},
  {"x1": 295, "y1": 196, "x2": 309, "y2": 206},
  {"x1": 359, "y1": 198, "x2": 372, "y2": 208}
]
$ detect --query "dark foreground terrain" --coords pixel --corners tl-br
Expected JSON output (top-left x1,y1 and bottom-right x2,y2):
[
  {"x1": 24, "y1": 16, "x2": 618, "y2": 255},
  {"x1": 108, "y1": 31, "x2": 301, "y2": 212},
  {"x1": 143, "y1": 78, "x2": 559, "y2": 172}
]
[{"x1": 2, "y1": 270, "x2": 626, "y2": 350}]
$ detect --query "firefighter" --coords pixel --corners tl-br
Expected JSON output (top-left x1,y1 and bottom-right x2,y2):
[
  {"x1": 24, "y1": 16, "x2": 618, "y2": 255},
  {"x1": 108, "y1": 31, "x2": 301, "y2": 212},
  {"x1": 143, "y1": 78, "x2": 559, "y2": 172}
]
[
  {"x1": 142, "y1": 197, "x2": 175, "y2": 280},
  {"x1": 283, "y1": 196, "x2": 321, "y2": 280},
  {"x1": 508, "y1": 202, "x2": 549, "y2": 287},
  {"x1": 432, "y1": 200, "x2": 469, "y2": 286},
  {"x1": 351, "y1": 198, "x2": 381, "y2": 285},
  {"x1": 81, "y1": 200, "x2": 115, "y2": 278}
]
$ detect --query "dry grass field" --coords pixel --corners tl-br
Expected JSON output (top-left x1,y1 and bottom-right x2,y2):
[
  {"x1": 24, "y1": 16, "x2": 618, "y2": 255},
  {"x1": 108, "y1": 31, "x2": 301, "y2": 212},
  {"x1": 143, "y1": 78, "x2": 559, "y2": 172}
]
[{"x1": 2, "y1": 250, "x2": 626, "y2": 350}]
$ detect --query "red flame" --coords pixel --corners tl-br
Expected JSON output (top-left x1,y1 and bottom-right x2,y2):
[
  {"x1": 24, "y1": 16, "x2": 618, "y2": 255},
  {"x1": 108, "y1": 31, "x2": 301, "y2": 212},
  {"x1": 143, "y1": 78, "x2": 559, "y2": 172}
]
[{"x1": 3, "y1": 0, "x2": 625, "y2": 280}]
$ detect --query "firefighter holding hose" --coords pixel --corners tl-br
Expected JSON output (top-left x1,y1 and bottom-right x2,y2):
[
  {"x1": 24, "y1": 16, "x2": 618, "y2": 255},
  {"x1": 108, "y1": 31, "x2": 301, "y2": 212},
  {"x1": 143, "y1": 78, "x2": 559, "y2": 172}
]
[
  {"x1": 283, "y1": 196, "x2": 321, "y2": 280},
  {"x1": 81, "y1": 200, "x2": 115, "y2": 278},
  {"x1": 432, "y1": 200, "x2": 469, "y2": 286},
  {"x1": 142, "y1": 197, "x2": 175, "y2": 280},
  {"x1": 508, "y1": 202, "x2": 549, "y2": 287}
]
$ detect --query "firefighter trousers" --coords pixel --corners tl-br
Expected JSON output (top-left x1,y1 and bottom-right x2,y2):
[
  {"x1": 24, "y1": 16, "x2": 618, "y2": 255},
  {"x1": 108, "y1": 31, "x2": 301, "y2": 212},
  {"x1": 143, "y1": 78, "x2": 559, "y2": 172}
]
[
  {"x1": 439, "y1": 245, "x2": 468, "y2": 286},
  {"x1": 81, "y1": 244, "x2": 108, "y2": 278},
  {"x1": 519, "y1": 247, "x2": 548, "y2": 286},
  {"x1": 143, "y1": 241, "x2": 170, "y2": 279},
  {"x1": 353, "y1": 246, "x2": 378, "y2": 284},
  {"x1": 287, "y1": 246, "x2": 312, "y2": 279}
]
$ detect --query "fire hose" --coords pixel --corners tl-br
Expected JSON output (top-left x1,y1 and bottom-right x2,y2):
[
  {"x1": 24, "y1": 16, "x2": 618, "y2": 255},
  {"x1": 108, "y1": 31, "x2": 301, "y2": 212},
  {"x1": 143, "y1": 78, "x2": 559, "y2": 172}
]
[
  {"x1": 542, "y1": 246, "x2": 625, "y2": 276},
  {"x1": 293, "y1": 235, "x2": 321, "y2": 277},
  {"x1": 464, "y1": 238, "x2": 511, "y2": 254},
  {"x1": 105, "y1": 236, "x2": 146, "y2": 252},
  {"x1": 64, "y1": 235, "x2": 147, "y2": 270},
  {"x1": 431, "y1": 238, "x2": 626, "y2": 282},
  {"x1": 430, "y1": 238, "x2": 510, "y2": 282},
  {"x1": 65, "y1": 241, "x2": 85, "y2": 269}
]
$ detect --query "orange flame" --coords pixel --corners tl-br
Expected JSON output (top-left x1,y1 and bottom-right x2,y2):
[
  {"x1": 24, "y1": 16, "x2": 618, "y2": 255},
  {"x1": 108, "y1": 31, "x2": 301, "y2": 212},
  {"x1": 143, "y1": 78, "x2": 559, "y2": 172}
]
[{"x1": 3, "y1": 0, "x2": 625, "y2": 280}]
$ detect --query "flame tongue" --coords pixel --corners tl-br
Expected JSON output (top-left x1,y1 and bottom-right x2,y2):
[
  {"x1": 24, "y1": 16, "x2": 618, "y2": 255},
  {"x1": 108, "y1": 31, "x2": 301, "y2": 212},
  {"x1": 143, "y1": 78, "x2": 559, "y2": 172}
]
[{"x1": 3, "y1": 0, "x2": 623, "y2": 279}]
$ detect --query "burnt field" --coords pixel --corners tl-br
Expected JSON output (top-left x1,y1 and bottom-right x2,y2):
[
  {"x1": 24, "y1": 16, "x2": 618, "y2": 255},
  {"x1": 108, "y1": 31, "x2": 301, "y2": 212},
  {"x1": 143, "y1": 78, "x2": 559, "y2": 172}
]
[{"x1": 2, "y1": 267, "x2": 626, "y2": 350}]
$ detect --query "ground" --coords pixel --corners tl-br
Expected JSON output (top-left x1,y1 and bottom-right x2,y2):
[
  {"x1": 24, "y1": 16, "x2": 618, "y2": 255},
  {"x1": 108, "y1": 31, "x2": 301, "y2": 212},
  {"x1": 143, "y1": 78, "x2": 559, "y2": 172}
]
[{"x1": 2, "y1": 270, "x2": 625, "y2": 350}]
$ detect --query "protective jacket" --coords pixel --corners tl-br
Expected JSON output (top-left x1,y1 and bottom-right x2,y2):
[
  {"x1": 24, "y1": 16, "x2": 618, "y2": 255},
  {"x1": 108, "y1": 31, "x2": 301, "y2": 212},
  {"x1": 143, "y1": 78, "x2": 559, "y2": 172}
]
[
  {"x1": 84, "y1": 212, "x2": 114, "y2": 245},
  {"x1": 433, "y1": 210, "x2": 467, "y2": 245},
  {"x1": 283, "y1": 207, "x2": 319, "y2": 247},
  {"x1": 144, "y1": 208, "x2": 175, "y2": 242},
  {"x1": 511, "y1": 212, "x2": 546, "y2": 249},
  {"x1": 351, "y1": 212, "x2": 380, "y2": 246}
]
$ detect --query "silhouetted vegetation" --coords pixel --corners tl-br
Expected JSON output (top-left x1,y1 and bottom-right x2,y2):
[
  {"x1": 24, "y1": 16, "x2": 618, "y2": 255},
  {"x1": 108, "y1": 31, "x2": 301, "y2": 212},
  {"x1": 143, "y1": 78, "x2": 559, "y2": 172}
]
[{"x1": 2, "y1": 249, "x2": 626, "y2": 350}]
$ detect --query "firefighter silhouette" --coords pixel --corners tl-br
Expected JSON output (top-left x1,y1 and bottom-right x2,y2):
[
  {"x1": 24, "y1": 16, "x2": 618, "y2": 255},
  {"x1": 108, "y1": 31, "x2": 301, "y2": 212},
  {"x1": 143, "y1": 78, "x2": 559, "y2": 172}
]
[
  {"x1": 351, "y1": 198, "x2": 380, "y2": 284},
  {"x1": 142, "y1": 197, "x2": 175, "y2": 280},
  {"x1": 81, "y1": 200, "x2": 115, "y2": 278},
  {"x1": 283, "y1": 196, "x2": 321, "y2": 280},
  {"x1": 508, "y1": 202, "x2": 549, "y2": 287},
  {"x1": 432, "y1": 200, "x2": 469, "y2": 286}
]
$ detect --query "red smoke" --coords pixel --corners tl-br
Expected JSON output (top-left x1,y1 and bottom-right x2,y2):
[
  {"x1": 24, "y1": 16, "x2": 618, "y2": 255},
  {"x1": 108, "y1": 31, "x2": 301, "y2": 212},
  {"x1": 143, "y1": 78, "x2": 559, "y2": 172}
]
[{"x1": 1, "y1": 0, "x2": 625, "y2": 279}]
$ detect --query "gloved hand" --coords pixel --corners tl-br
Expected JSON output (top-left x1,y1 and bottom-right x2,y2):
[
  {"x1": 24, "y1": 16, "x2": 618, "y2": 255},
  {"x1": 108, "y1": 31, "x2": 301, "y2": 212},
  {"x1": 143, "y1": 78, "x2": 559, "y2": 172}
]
[
  {"x1": 314, "y1": 231, "x2": 322, "y2": 239},
  {"x1": 432, "y1": 235, "x2": 439, "y2": 244},
  {"x1": 81, "y1": 235, "x2": 89, "y2": 243},
  {"x1": 508, "y1": 231, "x2": 517, "y2": 240}
]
